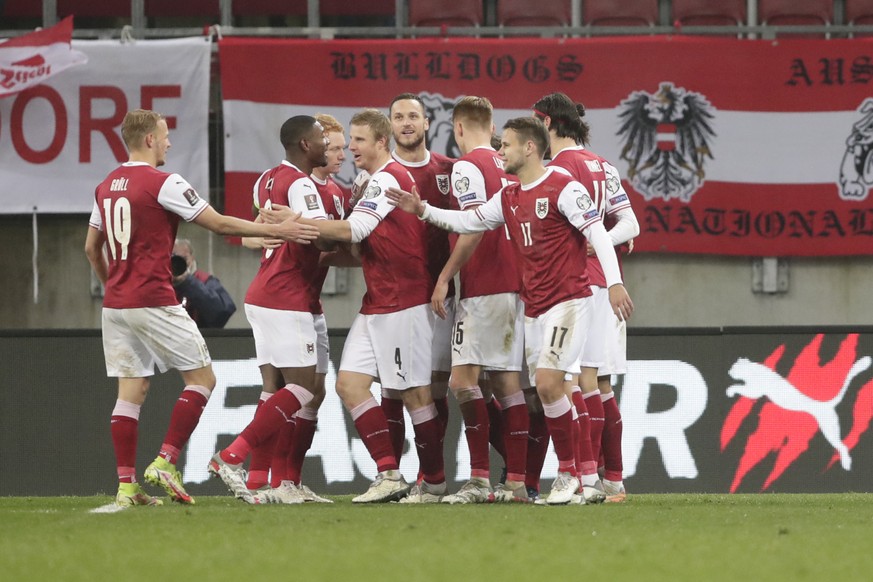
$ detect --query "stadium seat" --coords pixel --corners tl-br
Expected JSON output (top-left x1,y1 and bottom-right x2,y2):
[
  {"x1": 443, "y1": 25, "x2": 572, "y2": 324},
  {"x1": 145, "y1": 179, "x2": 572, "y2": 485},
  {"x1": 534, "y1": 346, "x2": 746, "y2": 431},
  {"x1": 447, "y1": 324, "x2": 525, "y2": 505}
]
[
  {"x1": 408, "y1": 0, "x2": 484, "y2": 27},
  {"x1": 759, "y1": 0, "x2": 832, "y2": 36},
  {"x1": 672, "y1": 0, "x2": 746, "y2": 27},
  {"x1": 498, "y1": 0, "x2": 572, "y2": 27},
  {"x1": 0, "y1": 0, "x2": 43, "y2": 28},
  {"x1": 145, "y1": 0, "x2": 220, "y2": 19},
  {"x1": 231, "y1": 0, "x2": 308, "y2": 18},
  {"x1": 56, "y1": 0, "x2": 130, "y2": 19},
  {"x1": 321, "y1": 0, "x2": 396, "y2": 18},
  {"x1": 847, "y1": 0, "x2": 873, "y2": 24},
  {"x1": 584, "y1": 0, "x2": 659, "y2": 27}
]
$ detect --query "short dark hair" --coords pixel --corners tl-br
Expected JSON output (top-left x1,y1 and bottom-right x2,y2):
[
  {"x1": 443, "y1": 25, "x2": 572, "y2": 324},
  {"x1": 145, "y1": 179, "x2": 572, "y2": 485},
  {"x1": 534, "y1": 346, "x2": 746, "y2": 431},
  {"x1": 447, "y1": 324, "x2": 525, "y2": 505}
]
[
  {"x1": 279, "y1": 115, "x2": 317, "y2": 150},
  {"x1": 503, "y1": 117, "x2": 550, "y2": 157},
  {"x1": 389, "y1": 93, "x2": 426, "y2": 116},
  {"x1": 533, "y1": 92, "x2": 591, "y2": 146}
]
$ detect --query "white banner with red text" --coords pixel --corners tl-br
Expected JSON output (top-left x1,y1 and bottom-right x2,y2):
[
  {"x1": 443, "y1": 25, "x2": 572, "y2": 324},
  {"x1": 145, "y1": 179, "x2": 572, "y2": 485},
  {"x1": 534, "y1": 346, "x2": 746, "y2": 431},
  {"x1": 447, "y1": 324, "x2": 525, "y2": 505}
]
[
  {"x1": 220, "y1": 37, "x2": 873, "y2": 256},
  {"x1": 0, "y1": 37, "x2": 210, "y2": 214}
]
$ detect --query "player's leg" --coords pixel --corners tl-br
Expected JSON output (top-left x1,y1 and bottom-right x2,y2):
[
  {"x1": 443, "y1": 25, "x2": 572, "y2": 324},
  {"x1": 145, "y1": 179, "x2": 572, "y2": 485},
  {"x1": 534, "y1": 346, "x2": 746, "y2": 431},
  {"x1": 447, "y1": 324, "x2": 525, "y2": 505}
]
[
  {"x1": 245, "y1": 364, "x2": 282, "y2": 492},
  {"x1": 489, "y1": 370, "x2": 528, "y2": 501},
  {"x1": 339, "y1": 314, "x2": 408, "y2": 503},
  {"x1": 397, "y1": 385, "x2": 448, "y2": 503}
]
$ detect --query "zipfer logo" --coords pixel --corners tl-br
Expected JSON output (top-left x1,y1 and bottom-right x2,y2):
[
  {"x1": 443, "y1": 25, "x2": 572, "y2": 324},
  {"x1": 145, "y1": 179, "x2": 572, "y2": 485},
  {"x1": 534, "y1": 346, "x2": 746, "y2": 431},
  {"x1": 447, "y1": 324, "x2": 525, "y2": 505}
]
[{"x1": 721, "y1": 334, "x2": 873, "y2": 492}]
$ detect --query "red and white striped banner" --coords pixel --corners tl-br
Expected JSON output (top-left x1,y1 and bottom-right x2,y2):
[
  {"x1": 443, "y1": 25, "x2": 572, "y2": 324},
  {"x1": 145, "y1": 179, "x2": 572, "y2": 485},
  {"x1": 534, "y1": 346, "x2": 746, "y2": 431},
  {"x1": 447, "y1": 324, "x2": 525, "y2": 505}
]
[{"x1": 220, "y1": 36, "x2": 873, "y2": 256}]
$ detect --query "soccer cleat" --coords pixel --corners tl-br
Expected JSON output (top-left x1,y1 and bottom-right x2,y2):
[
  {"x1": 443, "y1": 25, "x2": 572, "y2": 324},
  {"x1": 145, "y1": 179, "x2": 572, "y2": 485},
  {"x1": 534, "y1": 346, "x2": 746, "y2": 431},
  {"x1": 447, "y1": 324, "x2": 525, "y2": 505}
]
[
  {"x1": 489, "y1": 482, "x2": 531, "y2": 503},
  {"x1": 603, "y1": 479, "x2": 627, "y2": 503},
  {"x1": 352, "y1": 470, "x2": 409, "y2": 503},
  {"x1": 299, "y1": 484, "x2": 333, "y2": 503},
  {"x1": 208, "y1": 452, "x2": 254, "y2": 503},
  {"x1": 399, "y1": 480, "x2": 447, "y2": 504},
  {"x1": 144, "y1": 457, "x2": 194, "y2": 504},
  {"x1": 545, "y1": 472, "x2": 579, "y2": 505},
  {"x1": 526, "y1": 487, "x2": 540, "y2": 502},
  {"x1": 116, "y1": 482, "x2": 163, "y2": 507},
  {"x1": 442, "y1": 478, "x2": 492, "y2": 505},
  {"x1": 570, "y1": 479, "x2": 607, "y2": 505},
  {"x1": 257, "y1": 481, "x2": 305, "y2": 505}
]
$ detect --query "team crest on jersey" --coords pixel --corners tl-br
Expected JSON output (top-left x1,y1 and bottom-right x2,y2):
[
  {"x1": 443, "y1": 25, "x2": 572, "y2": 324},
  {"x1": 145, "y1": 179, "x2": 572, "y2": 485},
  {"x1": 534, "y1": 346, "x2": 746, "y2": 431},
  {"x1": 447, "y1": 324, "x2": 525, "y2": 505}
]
[
  {"x1": 363, "y1": 183, "x2": 381, "y2": 199},
  {"x1": 535, "y1": 198, "x2": 549, "y2": 219},
  {"x1": 182, "y1": 188, "x2": 199, "y2": 206},
  {"x1": 454, "y1": 176, "x2": 470, "y2": 194},
  {"x1": 436, "y1": 174, "x2": 450, "y2": 195},
  {"x1": 304, "y1": 194, "x2": 320, "y2": 211},
  {"x1": 332, "y1": 194, "x2": 345, "y2": 218},
  {"x1": 617, "y1": 81, "x2": 716, "y2": 203},
  {"x1": 306, "y1": 343, "x2": 314, "y2": 354},
  {"x1": 838, "y1": 97, "x2": 873, "y2": 201}
]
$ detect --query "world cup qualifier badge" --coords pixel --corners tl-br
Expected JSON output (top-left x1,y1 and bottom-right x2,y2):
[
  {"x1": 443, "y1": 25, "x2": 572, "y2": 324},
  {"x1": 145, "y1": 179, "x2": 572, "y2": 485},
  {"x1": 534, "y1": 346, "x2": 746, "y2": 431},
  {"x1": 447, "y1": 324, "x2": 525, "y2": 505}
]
[{"x1": 616, "y1": 82, "x2": 716, "y2": 203}]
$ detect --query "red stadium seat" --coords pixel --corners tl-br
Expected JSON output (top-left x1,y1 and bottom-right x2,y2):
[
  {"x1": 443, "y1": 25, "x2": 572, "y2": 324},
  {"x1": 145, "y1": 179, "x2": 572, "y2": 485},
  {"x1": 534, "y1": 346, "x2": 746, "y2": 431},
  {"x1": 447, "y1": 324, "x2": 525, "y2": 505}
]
[
  {"x1": 408, "y1": 0, "x2": 484, "y2": 27},
  {"x1": 498, "y1": 0, "x2": 572, "y2": 27},
  {"x1": 672, "y1": 0, "x2": 746, "y2": 27},
  {"x1": 758, "y1": 0, "x2": 832, "y2": 27},
  {"x1": 847, "y1": 0, "x2": 873, "y2": 24},
  {"x1": 56, "y1": 0, "x2": 130, "y2": 19},
  {"x1": 584, "y1": 0, "x2": 659, "y2": 27},
  {"x1": 145, "y1": 0, "x2": 220, "y2": 19},
  {"x1": 231, "y1": 0, "x2": 307, "y2": 18},
  {"x1": 321, "y1": 0, "x2": 396, "y2": 18},
  {"x1": 2, "y1": 0, "x2": 42, "y2": 18}
]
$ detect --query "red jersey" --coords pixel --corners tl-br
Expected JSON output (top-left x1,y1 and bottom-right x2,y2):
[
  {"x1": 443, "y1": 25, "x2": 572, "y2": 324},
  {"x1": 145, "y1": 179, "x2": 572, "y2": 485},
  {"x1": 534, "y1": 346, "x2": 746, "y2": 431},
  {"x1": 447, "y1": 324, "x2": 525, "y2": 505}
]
[
  {"x1": 549, "y1": 147, "x2": 632, "y2": 288},
  {"x1": 451, "y1": 147, "x2": 520, "y2": 298},
  {"x1": 392, "y1": 150, "x2": 456, "y2": 297},
  {"x1": 496, "y1": 168, "x2": 602, "y2": 316},
  {"x1": 244, "y1": 161, "x2": 327, "y2": 312},
  {"x1": 351, "y1": 160, "x2": 432, "y2": 315},
  {"x1": 89, "y1": 162, "x2": 208, "y2": 309},
  {"x1": 310, "y1": 173, "x2": 349, "y2": 314}
]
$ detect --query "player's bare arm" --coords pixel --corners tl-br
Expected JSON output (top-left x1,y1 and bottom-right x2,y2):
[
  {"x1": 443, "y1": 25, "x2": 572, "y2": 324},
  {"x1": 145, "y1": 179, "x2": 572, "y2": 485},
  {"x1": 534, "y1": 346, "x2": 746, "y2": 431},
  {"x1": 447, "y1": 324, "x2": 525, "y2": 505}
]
[
  {"x1": 84, "y1": 226, "x2": 109, "y2": 284},
  {"x1": 431, "y1": 232, "x2": 484, "y2": 319},
  {"x1": 260, "y1": 203, "x2": 353, "y2": 243},
  {"x1": 194, "y1": 205, "x2": 318, "y2": 243}
]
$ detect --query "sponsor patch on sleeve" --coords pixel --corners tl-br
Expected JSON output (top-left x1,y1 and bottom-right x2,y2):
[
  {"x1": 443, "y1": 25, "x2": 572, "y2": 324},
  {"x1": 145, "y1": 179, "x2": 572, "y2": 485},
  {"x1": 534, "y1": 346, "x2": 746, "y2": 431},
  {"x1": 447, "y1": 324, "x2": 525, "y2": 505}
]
[
  {"x1": 583, "y1": 209, "x2": 600, "y2": 221},
  {"x1": 609, "y1": 193, "x2": 628, "y2": 205},
  {"x1": 359, "y1": 200, "x2": 378, "y2": 211},
  {"x1": 183, "y1": 188, "x2": 200, "y2": 206},
  {"x1": 305, "y1": 193, "x2": 320, "y2": 211},
  {"x1": 459, "y1": 192, "x2": 477, "y2": 203}
]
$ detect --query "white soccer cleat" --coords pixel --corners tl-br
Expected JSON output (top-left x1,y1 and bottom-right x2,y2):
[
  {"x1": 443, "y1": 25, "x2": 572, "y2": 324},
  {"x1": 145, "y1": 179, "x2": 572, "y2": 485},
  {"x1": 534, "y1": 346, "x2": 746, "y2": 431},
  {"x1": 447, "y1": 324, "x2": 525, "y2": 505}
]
[
  {"x1": 352, "y1": 470, "x2": 410, "y2": 503},
  {"x1": 298, "y1": 483, "x2": 333, "y2": 503},
  {"x1": 399, "y1": 480, "x2": 447, "y2": 504},
  {"x1": 545, "y1": 472, "x2": 580, "y2": 505},
  {"x1": 571, "y1": 480, "x2": 607, "y2": 505},
  {"x1": 442, "y1": 478, "x2": 492, "y2": 505},
  {"x1": 207, "y1": 453, "x2": 254, "y2": 503},
  {"x1": 257, "y1": 481, "x2": 305, "y2": 505},
  {"x1": 603, "y1": 479, "x2": 627, "y2": 503},
  {"x1": 489, "y1": 483, "x2": 531, "y2": 503}
]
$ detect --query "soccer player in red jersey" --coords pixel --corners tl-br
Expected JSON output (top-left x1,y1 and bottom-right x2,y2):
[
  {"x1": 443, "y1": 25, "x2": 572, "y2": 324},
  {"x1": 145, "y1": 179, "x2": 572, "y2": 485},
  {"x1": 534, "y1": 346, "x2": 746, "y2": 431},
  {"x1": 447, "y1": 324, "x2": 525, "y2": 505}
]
[
  {"x1": 432, "y1": 96, "x2": 529, "y2": 504},
  {"x1": 263, "y1": 109, "x2": 446, "y2": 503},
  {"x1": 535, "y1": 92, "x2": 639, "y2": 502},
  {"x1": 207, "y1": 115, "x2": 336, "y2": 503},
  {"x1": 85, "y1": 109, "x2": 317, "y2": 507},
  {"x1": 386, "y1": 116, "x2": 634, "y2": 505},
  {"x1": 384, "y1": 93, "x2": 455, "y2": 497}
]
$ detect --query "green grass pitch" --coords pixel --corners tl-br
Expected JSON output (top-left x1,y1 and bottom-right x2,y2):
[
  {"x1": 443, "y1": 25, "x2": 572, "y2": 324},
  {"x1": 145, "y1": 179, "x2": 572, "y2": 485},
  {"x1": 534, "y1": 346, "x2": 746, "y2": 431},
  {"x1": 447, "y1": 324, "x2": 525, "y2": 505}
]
[{"x1": 1, "y1": 494, "x2": 871, "y2": 581}]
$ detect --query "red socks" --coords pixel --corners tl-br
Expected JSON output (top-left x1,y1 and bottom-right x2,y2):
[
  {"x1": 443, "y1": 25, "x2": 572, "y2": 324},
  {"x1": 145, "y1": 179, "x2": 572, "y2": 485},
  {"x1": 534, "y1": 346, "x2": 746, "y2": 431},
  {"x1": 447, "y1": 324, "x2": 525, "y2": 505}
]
[
  {"x1": 111, "y1": 399, "x2": 140, "y2": 483},
  {"x1": 159, "y1": 386, "x2": 209, "y2": 465}
]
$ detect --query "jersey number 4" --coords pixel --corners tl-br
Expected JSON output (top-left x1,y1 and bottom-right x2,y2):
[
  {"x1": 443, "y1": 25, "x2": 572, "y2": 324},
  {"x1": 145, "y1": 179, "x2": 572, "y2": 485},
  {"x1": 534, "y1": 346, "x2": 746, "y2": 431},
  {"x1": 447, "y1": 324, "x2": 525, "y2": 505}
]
[{"x1": 102, "y1": 197, "x2": 131, "y2": 260}]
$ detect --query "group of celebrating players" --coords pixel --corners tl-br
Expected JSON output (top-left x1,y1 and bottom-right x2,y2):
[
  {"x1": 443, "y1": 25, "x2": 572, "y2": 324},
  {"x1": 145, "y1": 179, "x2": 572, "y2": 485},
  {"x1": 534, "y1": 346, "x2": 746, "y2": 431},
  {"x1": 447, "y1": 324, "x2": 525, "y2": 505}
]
[{"x1": 86, "y1": 90, "x2": 638, "y2": 508}]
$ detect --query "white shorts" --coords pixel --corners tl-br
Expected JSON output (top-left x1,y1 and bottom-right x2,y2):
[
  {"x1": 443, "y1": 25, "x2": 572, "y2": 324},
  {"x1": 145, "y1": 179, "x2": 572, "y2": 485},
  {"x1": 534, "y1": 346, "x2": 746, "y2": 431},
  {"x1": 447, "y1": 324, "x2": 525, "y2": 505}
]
[
  {"x1": 102, "y1": 305, "x2": 211, "y2": 378},
  {"x1": 314, "y1": 313, "x2": 329, "y2": 375},
  {"x1": 340, "y1": 304, "x2": 434, "y2": 390},
  {"x1": 524, "y1": 297, "x2": 593, "y2": 386},
  {"x1": 579, "y1": 286, "x2": 627, "y2": 375},
  {"x1": 245, "y1": 304, "x2": 318, "y2": 369},
  {"x1": 452, "y1": 293, "x2": 524, "y2": 371}
]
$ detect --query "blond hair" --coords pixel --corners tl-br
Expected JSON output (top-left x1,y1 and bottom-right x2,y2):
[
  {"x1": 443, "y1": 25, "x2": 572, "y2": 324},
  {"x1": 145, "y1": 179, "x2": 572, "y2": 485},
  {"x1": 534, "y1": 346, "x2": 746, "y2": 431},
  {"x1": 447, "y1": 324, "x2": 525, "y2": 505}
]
[
  {"x1": 121, "y1": 109, "x2": 164, "y2": 150},
  {"x1": 452, "y1": 96, "x2": 493, "y2": 131},
  {"x1": 350, "y1": 108, "x2": 391, "y2": 145}
]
